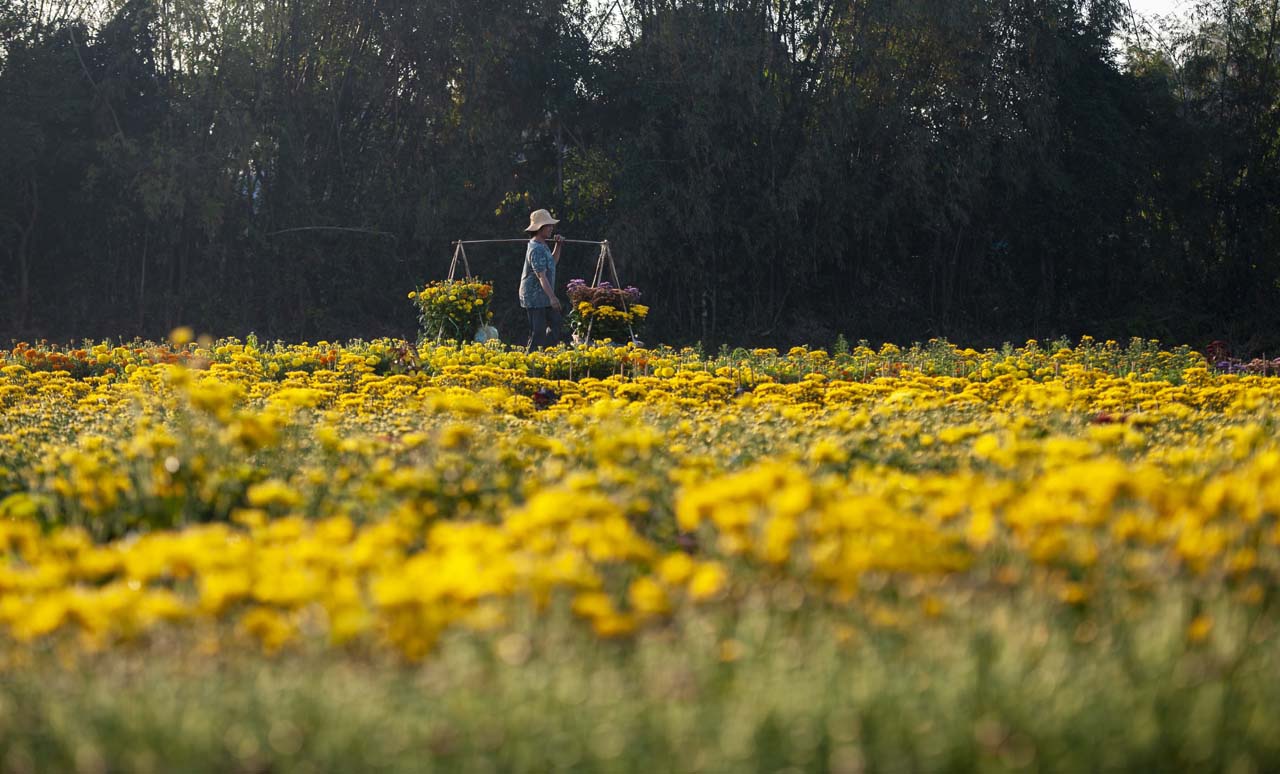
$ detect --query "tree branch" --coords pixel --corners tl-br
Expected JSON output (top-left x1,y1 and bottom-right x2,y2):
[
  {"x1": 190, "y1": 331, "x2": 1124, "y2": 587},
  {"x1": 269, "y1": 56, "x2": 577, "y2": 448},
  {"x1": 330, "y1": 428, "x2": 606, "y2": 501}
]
[{"x1": 67, "y1": 24, "x2": 125, "y2": 140}]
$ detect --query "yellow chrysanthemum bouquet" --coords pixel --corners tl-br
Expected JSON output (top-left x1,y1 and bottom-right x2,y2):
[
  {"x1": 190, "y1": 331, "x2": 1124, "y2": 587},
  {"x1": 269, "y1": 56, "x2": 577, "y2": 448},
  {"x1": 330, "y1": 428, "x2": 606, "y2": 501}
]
[
  {"x1": 565, "y1": 279, "x2": 648, "y2": 344},
  {"x1": 410, "y1": 279, "x2": 494, "y2": 341}
]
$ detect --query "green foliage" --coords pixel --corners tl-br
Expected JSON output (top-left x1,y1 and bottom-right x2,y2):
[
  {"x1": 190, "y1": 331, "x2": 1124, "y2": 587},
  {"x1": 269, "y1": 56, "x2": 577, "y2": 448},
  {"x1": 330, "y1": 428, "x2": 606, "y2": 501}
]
[{"x1": 1, "y1": 0, "x2": 1280, "y2": 351}]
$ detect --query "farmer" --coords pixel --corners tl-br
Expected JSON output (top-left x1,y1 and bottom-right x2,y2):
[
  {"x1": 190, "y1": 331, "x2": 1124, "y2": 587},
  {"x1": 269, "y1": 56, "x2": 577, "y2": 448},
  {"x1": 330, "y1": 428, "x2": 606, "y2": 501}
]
[{"x1": 520, "y1": 208, "x2": 565, "y2": 350}]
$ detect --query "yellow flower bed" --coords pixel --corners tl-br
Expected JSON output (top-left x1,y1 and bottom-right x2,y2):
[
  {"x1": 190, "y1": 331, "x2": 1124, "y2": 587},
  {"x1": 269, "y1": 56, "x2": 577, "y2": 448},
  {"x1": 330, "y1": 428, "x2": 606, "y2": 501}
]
[{"x1": 0, "y1": 336, "x2": 1277, "y2": 659}]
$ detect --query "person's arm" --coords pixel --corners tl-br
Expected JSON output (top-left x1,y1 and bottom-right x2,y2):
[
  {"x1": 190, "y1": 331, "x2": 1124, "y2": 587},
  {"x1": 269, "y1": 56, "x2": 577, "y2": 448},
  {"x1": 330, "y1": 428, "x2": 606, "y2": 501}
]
[
  {"x1": 552, "y1": 234, "x2": 563, "y2": 264},
  {"x1": 537, "y1": 271, "x2": 560, "y2": 312},
  {"x1": 535, "y1": 245, "x2": 561, "y2": 311}
]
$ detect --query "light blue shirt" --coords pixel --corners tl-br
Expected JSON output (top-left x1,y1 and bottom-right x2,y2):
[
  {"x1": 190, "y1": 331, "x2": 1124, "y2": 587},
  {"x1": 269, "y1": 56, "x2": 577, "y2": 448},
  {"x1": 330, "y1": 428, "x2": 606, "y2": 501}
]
[{"x1": 519, "y1": 239, "x2": 556, "y2": 308}]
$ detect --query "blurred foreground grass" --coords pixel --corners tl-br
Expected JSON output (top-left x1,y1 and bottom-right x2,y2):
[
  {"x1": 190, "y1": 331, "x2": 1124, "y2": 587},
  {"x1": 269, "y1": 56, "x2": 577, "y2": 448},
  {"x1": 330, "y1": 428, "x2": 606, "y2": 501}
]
[{"x1": 3, "y1": 590, "x2": 1278, "y2": 773}]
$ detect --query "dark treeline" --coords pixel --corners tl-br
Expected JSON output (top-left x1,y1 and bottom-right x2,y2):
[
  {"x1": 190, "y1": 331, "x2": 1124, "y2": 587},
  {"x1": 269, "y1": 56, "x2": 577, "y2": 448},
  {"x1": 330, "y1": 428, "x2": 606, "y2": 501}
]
[{"x1": 2, "y1": 0, "x2": 1279, "y2": 350}]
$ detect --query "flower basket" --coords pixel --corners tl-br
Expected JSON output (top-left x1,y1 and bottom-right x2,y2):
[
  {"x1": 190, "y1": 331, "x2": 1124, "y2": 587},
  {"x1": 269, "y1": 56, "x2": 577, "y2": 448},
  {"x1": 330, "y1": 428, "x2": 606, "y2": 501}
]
[
  {"x1": 565, "y1": 279, "x2": 648, "y2": 344},
  {"x1": 410, "y1": 278, "x2": 494, "y2": 341}
]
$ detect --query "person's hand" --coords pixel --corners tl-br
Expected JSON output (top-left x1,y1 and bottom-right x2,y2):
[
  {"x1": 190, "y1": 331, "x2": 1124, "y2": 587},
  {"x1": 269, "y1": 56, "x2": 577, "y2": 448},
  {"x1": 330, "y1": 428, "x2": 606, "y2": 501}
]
[
  {"x1": 553, "y1": 234, "x2": 565, "y2": 247},
  {"x1": 551, "y1": 298, "x2": 562, "y2": 313}
]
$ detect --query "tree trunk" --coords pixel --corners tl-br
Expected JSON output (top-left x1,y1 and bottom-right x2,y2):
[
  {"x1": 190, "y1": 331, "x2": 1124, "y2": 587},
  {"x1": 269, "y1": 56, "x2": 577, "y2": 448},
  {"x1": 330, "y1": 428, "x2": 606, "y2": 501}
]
[
  {"x1": 138, "y1": 228, "x2": 149, "y2": 331},
  {"x1": 15, "y1": 176, "x2": 38, "y2": 333}
]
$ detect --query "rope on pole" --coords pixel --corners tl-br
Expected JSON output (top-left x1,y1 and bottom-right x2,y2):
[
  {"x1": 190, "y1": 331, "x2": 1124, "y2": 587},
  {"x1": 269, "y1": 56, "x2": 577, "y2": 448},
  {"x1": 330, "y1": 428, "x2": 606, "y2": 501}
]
[
  {"x1": 438, "y1": 242, "x2": 476, "y2": 343},
  {"x1": 582, "y1": 240, "x2": 636, "y2": 347}
]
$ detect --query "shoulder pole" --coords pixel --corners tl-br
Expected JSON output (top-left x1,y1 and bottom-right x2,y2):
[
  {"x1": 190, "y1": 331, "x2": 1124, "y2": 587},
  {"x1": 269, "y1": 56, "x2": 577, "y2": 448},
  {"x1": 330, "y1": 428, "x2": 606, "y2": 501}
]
[{"x1": 452, "y1": 239, "x2": 606, "y2": 247}]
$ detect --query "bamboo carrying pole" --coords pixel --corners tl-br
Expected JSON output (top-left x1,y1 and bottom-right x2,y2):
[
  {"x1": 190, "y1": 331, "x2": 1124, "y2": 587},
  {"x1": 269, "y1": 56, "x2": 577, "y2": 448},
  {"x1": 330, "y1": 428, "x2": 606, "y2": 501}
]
[{"x1": 451, "y1": 239, "x2": 606, "y2": 246}]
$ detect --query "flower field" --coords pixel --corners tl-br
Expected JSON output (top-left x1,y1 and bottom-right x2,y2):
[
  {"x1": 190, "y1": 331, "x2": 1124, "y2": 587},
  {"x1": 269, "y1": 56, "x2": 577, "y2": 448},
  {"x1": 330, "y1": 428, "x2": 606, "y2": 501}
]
[{"x1": 2, "y1": 335, "x2": 1280, "y2": 771}]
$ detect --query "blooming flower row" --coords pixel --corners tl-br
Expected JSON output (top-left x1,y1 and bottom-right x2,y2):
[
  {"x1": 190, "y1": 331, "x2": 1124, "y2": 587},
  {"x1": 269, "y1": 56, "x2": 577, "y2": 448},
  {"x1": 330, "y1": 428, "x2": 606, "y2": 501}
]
[{"x1": 0, "y1": 336, "x2": 1276, "y2": 657}]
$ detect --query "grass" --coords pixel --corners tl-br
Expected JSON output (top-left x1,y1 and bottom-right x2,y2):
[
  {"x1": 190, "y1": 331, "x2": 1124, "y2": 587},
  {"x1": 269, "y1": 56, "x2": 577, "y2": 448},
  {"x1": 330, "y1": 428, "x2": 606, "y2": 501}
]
[{"x1": 2, "y1": 588, "x2": 1278, "y2": 773}]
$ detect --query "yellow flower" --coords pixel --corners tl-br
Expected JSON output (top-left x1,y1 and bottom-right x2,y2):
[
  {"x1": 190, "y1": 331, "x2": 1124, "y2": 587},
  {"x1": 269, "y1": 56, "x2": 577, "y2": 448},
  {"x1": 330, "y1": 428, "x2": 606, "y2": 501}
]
[
  {"x1": 571, "y1": 591, "x2": 614, "y2": 620},
  {"x1": 1187, "y1": 615, "x2": 1213, "y2": 643},
  {"x1": 628, "y1": 576, "x2": 670, "y2": 617},
  {"x1": 657, "y1": 552, "x2": 695, "y2": 586},
  {"x1": 239, "y1": 607, "x2": 296, "y2": 653},
  {"x1": 200, "y1": 570, "x2": 253, "y2": 614},
  {"x1": 688, "y1": 562, "x2": 728, "y2": 601},
  {"x1": 12, "y1": 594, "x2": 69, "y2": 641},
  {"x1": 592, "y1": 612, "x2": 637, "y2": 638},
  {"x1": 246, "y1": 480, "x2": 303, "y2": 510}
]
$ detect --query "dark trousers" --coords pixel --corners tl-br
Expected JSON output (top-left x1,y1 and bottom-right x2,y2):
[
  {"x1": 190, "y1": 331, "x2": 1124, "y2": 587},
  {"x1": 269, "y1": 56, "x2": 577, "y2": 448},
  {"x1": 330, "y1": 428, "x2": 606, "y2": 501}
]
[{"x1": 526, "y1": 305, "x2": 563, "y2": 350}]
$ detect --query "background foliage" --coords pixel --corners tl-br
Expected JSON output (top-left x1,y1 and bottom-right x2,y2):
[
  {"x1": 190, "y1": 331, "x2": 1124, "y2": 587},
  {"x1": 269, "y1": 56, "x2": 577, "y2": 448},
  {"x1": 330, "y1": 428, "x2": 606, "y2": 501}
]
[{"x1": 2, "y1": 0, "x2": 1278, "y2": 349}]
